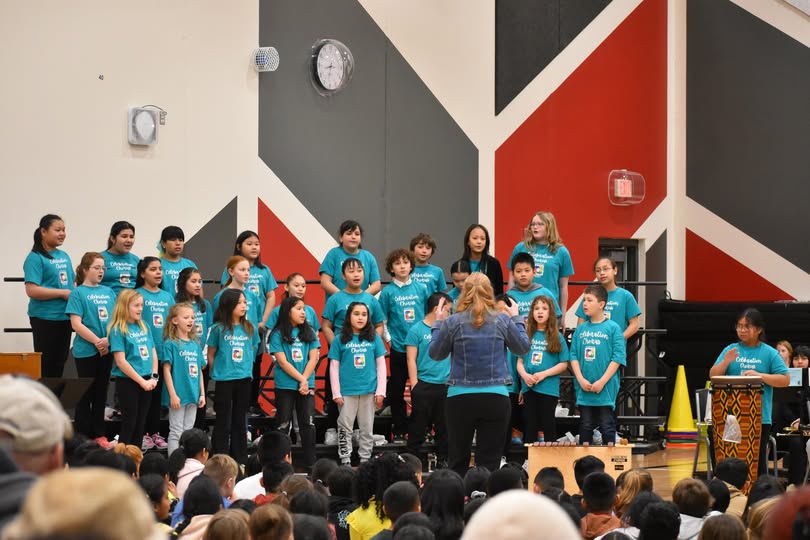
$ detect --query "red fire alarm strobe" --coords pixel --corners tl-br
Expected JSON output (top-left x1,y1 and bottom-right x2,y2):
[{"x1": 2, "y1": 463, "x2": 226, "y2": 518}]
[{"x1": 608, "y1": 170, "x2": 645, "y2": 206}]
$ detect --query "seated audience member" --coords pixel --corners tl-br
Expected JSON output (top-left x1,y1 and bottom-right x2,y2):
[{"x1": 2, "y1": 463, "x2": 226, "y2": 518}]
[
  {"x1": 82, "y1": 448, "x2": 137, "y2": 477},
  {"x1": 394, "y1": 525, "x2": 436, "y2": 540},
  {"x1": 393, "y1": 512, "x2": 435, "y2": 536},
  {"x1": 486, "y1": 467, "x2": 523, "y2": 498},
  {"x1": 596, "y1": 491, "x2": 663, "y2": 540},
  {"x1": 254, "y1": 461, "x2": 295, "y2": 507},
  {"x1": 113, "y1": 442, "x2": 143, "y2": 475},
  {"x1": 705, "y1": 479, "x2": 730, "y2": 514},
  {"x1": 713, "y1": 458, "x2": 747, "y2": 518},
  {"x1": 311, "y1": 457, "x2": 339, "y2": 494},
  {"x1": 697, "y1": 514, "x2": 746, "y2": 540},
  {"x1": 762, "y1": 486, "x2": 810, "y2": 540},
  {"x1": 463, "y1": 466, "x2": 490, "y2": 502},
  {"x1": 290, "y1": 490, "x2": 330, "y2": 518},
  {"x1": 3, "y1": 467, "x2": 164, "y2": 540},
  {"x1": 671, "y1": 478, "x2": 712, "y2": 540},
  {"x1": 270, "y1": 475, "x2": 314, "y2": 510},
  {"x1": 172, "y1": 454, "x2": 239, "y2": 527},
  {"x1": 294, "y1": 514, "x2": 333, "y2": 540},
  {"x1": 0, "y1": 447, "x2": 35, "y2": 530},
  {"x1": 140, "y1": 452, "x2": 179, "y2": 505},
  {"x1": 138, "y1": 473, "x2": 173, "y2": 532},
  {"x1": 400, "y1": 453, "x2": 424, "y2": 487},
  {"x1": 572, "y1": 456, "x2": 606, "y2": 517},
  {"x1": 172, "y1": 474, "x2": 224, "y2": 539},
  {"x1": 746, "y1": 497, "x2": 780, "y2": 540},
  {"x1": 249, "y1": 503, "x2": 293, "y2": 540},
  {"x1": 421, "y1": 470, "x2": 465, "y2": 540},
  {"x1": 170, "y1": 428, "x2": 211, "y2": 499},
  {"x1": 203, "y1": 508, "x2": 251, "y2": 540},
  {"x1": 461, "y1": 490, "x2": 581, "y2": 540},
  {"x1": 228, "y1": 498, "x2": 258, "y2": 516},
  {"x1": 371, "y1": 481, "x2": 422, "y2": 540},
  {"x1": 0, "y1": 375, "x2": 73, "y2": 476},
  {"x1": 638, "y1": 502, "x2": 681, "y2": 540},
  {"x1": 462, "y1": 499, "x2": 486, "y2": 525},
  {"x1": 581, "y1": 473, "x2": 621, "y2": 540},
  {"x1": 741, "y1": 475, "x2": 783, "y2": 523},
  {"x1": 614, "y1": 469, "x2": 653, "y2": 519},
  {"x1": 328, "y1": 466, "x2": 359, "y2": 540},
  {"x1": 533, "y1": 467, "x2": 565, "y2": 494},
  {"x1": 234, "y1": 431, "x2": 292, "y2": 500}
]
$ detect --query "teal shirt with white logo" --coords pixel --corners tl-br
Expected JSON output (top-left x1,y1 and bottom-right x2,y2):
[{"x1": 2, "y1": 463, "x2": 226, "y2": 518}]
[
  {"x1": 207, "y1": 323, "x2": 259, "y2": 381},
  {"x1": 508, "y1": 243, "x2": 574, "y2": 304},
  {"x1": 520, "y1": 331, "x2": 569, "y2": 397},
  {"x1": 23, "y1": 250, "x2": 74, "y2": 320},
  {"x1": 267, "y1": 304, "x2": 320, "y2": 333},
  {"x1": 575, "y1": 287, "x2": 641, "y2": 333},
  {"x1": 509, "y1": 286, "x2": 562, "y2": 319},
  {"x1": 319, "y1": 247, "x2": 381, "y2": 299},
  {"x1": 268, "y1": 327, "x2": 319, "y2": 390},
  {"x1": 65, "y1": 284, "x2": 115, "y2": 358},
  {"x1": 322, "y1": 291, "x2": 385, "y2": 334},
  {"x1": 160, "y1": 257, "x2": 196, "y2": 295},
  {"x1": 405, "y1": 321, "x2": 449, "y2": 385},
  {"x1": 411, "y1": 264, "x2": 447, "y2": 295},
  {"x1": 219, "y1": 264, "x2": 278, "y2": 317},
  {"x1": 379, "y1": 281, "x2": 429, "y2": 352},
  {"x1": 212, "y1": 288, "x2": 263, "y2": 328},
  {"x1": 162, "y1": 337, "x2": 205, "y2": 405},
  {"x1": 713, "y1": 342, "x2": 788, "y2": 424},
  {"x1": 191, "y1": 299, "x2": 213, "y2": 342},
  {"x1": 569, "y1": 318, "x2": 626, "y2": 408},
  {"x1": 328, "y1": 334, "x2": 386, "y2": 396},
  {"x1": 137, "y1": 287, "x2": 175, "y2": 360},
  {"x1": 110, "y1": 323, "x2": 155, "y2": 378},
  {"x1": 100, "y1": 250, "x2": 140, "y2": 295}
]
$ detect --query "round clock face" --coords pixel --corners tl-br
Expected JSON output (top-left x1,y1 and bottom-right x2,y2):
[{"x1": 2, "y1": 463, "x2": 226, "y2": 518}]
[{"x1": 312, "y1": 39, "x2": 353, "y2": 95}]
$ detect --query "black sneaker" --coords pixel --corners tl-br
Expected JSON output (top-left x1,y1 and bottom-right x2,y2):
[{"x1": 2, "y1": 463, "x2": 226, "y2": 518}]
[{"x1": 248, "y1": 405, "x2": 268, "y2": 418}]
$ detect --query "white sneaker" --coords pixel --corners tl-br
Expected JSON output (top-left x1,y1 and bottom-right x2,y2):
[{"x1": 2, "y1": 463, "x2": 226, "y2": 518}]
[
  {"x1": 325, "y1": 428, "x2": 338, "y2": 445},
  {"x1": 499, "y1": 456, "x2": 507, "y2": 469}
]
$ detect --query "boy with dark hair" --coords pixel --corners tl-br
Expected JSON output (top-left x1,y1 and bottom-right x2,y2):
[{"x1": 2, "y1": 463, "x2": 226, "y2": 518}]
[
  {"x1": 405, "y1": 293, "x2": 452, "y2": 467},
  {"x1": 571, "y1": 456, "x2": 605, "y2": 513},
  {"x1": 569, "y1": 284, "x2": 626, "y2": 445},
  {"x1": 399, "y1": 453, "x2": 424, "y2": 488},
  {"x1": 580, "y1": 472, "x2": 621, "y2": 540},
  {"x1": 533, "y1": 466, "x2": 565, "y2": 493},
  {"x1": 380, "y1": 249, "x2": 430, "y2": 443},
  {"x1": 327, "y1": 466, "x2": 358, "y2": 540},
  {"x1": 706, "y1": 478, "x2": 730, "y2": 513},
  {"x1": 233, "y1": 431, "x2": 292, "y2": 500},
  {"x1": 638, "y1": 501, "x2": 681, "y2": 540},
  {"x1": 254, "y1": 461, "x2": 294, "y2": 506},
  {"x1": 409, "y1": 233, "x2": 447, "y2": 295},
  {"x1": 370, "y1": 481, "x2": 422, "y2": 540},
  {"x1": 486, "y1": 466, "x2": 524, "y2": 497},
  {"x1": 713, "y1": 457, "x2": 748, "y2": 518}
]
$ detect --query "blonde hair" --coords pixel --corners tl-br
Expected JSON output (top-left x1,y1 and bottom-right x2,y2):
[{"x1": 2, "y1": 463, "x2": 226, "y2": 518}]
[
  {"x1": 163, "y1": 302, "x2": 199, "y2": 342},
  {"x1": 3, "y1": 468, "x2": 162, "y2": 540},
  {"x1": 746, "y1": 497, "x2": 780, "y2": 540},
  {"x1": 777, "y1": 340, "x2": 793, "y2": 360},
  {"x1": 250, "y1": 504, "x2": 293, "y2": 540},
  {"x1": 455, "y1": 272, "x2": 496, "y2": 328},
  {"x1": 108, "y1": 289, "x2": 147, "y2": 336},
  {"x1": 524, "y1": 211, "x2": 563, "y2": 254},
  {"x1": 223, "y1": 255, "x2": 249, "y2": 287},
  {"x1": 203, "y1": 509, "x2": 250, "y2": 540},
  {"x1": 615, "y1": 469, "x2": 654, "y2": 518},
  {"x1": 203, "y1": 454, "x2": 239, "y2": 488},
  {"x1": 526, "y1": 295, "x2": 562, "y2": 354}
]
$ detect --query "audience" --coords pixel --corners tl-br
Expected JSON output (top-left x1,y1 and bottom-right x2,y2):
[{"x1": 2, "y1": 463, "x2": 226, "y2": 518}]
[
  {"x1": 461, "y1": 490, "x2": 581, "y2": 540},
  {"x1": 533, "y1": 466, "x2": 565, "y2": 494},
  {"x1": 234, "y1": 432, "x2": 292, "y2": 500},
  {"x1": 371, "y1": 481, "x2": 422, "y2": 540},
  {"x1": 486, "y1": 467, "x2": 523, "y2": 498},
  {"x1": 638, "y1": 502, "x2": 681, "y2": 540},
  {"x1": 713, "y1": 458, "x2": 747, "y2": 519},
  {"x1": 671, "y1": 478, "x2": 712, "y2": 540},
  {"x1": 172, "y1": 474, "x2": 224, "y2": 539},
  {"x1": 170, "y1": 428, "x2": 212, "y2": 498},
  {"x1": 572, "y1": 456, "x2": 606, "y2": 517},
  {"x1": 203, "y1": 508, "x2": 250, "y2": 540},
  {"x1": 254, "y1": 461, "x2": 295, "y2": 506},
  {"x1": 581, "y1": 473, "x2": 621, "y2": 540},
  {"x1": 327, "y1": 466, "x2": 358, "y2": 540},
  {"x1": 421, "y1": 470, "x2": 465, "y2": 540},
  {"x1": 696, "y1": 514, "x2": 745, "y2": 540},
  {"x1": 705, "y1": 479, "x2": 730, "y2": 514},
  {"x1": 249, "y1": 503, "x2": 293, "y2": 540},
  {"x1": 293, "y1": 514, "x2": 332, "y2": 540},
  {"x1": 614, "y1": 470, "x2": 653, "y2": 519}
]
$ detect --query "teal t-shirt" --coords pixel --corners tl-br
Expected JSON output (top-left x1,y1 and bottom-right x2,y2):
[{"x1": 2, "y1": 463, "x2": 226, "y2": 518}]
[
  {"x1": 23, "y1": 250, "x2": 74, "y2": 320},
  {"x1": 162, "y1": 337, "x2": 205, "y2": 405},
  {"x1": 212, "y1": 287, "x2": 263, "y2": 328},
  {"x1": 509, "y1": 286, "x2": 562, "y2": 319},
  {"x1": 219, "y1": 264, "x2": 278, "y2": 317},
  {"x1": 447, "y1": 287, "x2": 461, "y2": 308},
  {"x1": 206, "y1": 323, "x2": 260, "y2": 381},
  {"x1": 322, "y1": 291, "x2": 385, "y2": 334},
  {"x1": 569, "y1": 318, "x2": 626, "y2": 408},
  {"x1": 328, "y1": 334, "x2": 387, "y2": 396},
  {"x1": 65, "y1": 284, "x2": 116, "y2": 359},
  {"x1": 575, "y1": 287, "x2": 641, "y2": 333},
  {"x1": 508, "y1": 243, "x2": 574, "y2": 304},
  {"x1": 267, "y1": 304, "x2": 320, "y2": 333},
  {"x1": 379, "y1": 281, "x2": 429, "y2": 352},
  {"x1": 469, "y1": 260, "x2": 481, "y2": 273},
  {"x1": 713, "y1": 342, "x2": 788, "y2": 424},
  {"x1": 319, "y1": 247, "x2": 381, "y2": 298},
  {"x1": 100, "y1": 250, "x2": 140, "y2": 295},
  {"x1": 519, "y1": 330, "x2": 569, "y2": 397},
  {"x1": 405, "y1": 320, "x2": 449, "y2": 385},
  {"x1": 268, "y1": 327, "x2": 319, "y2": 390},
  {"x1": 110, "y1": 322, "x2": 155, "y2": 378},
  {"x1": 190, "y1": 299, "x2": 213, "y2": 342},
  {"x1": 137, "y1": 287, "x2": 175, "y2": 360},
  {"x1": 160, "y1": 257, "x2": 196, "y2": 295},
  {"x1": 447, "y1": 385, "x2": 509, "y2": 397},
  {"x1": 411, "y1": 264, "x2": 447, "y2": 295}
]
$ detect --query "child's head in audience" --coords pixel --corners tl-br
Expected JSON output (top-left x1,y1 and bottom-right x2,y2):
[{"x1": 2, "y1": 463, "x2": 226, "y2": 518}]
[
  {"x1": 533, "y1": 466, "x2": 565, "y2": 494},
  {"x1": 249, "y1": 503, "x2": 293, "y2": 540},
  {"x1": 271, "y1": 473, "x2": 312, "y2": 509},
  {"x1": 638, "y1": 502, "x2": 681, "y2": 540},
  {"x1": 706, "y1": 478, "x2": 730, "y2": 513},
  {"x1": 615, "y1": 469, "x2": 653, "y2": 518},
  {"x1": 420, "y1": 470, "x2": 464, "y2": 540},
  {"x1": 293, "y1": 514, "x2": 332, "y2": 540},
  {"x1": 311, "y1": 458, "x2": 338, "y2": 494},
  {"x1": 355, "y1": 452, "x2": 417, "y2": 521},
  {"x1": 137, "y1": 473, "x2": 171, "y2": 523},
  {"x1": 229, "y1": 498, "x2": 258, "y2": 516},
  {"x1": 463, "y1": 466, "x2": 490, "y2": 501},
  {"x1": 327, "y1": 465, "x2": 355, "y2": 499},
  {"x1": 574, "y1": 456, "x2": 605, "y2": 494},
  {"x1": 289, "y1": 489, "x2": 329, "y2": 518},
  {"x1": 672, "y1": 478, "x2": 712, "y2": 518},
  {"x1": 261, "y1": 461, "x2": 295, "y2": 496},
  {"x1": 762, "y1": 485, "x2": 810, "y2": 540},
  {"x1": 204, "y1": 508, "x2": 250, "y2": 540},
  {"x1": 743, "y1": 475, "x2": 783, "y2": 522},
  {"x1": 203, "y1": 454, "x2": 239, "y2": 500},
  {"x1": 714, "y1": 457, "x2": 747, "y2": 490},
  {"x1": 400, "y1": 453, "x2": 424, "y2": 487},
  {"x1": 698, "y1": 514, "x2": 746, "y2": 540},
  {"x1": 82, "y1": 448, "x2": 137, "y2": 478},
  {"x1": 487, "y1": 466, "x2": 524, "y2": 497},
  {"x1": 622, "y1": 491, "x2": 663, "y2": 528},
  {"x1": 384, "y1": 481, "x2": 422, "y2": 523},
  {"x1": 582, "y1": 472, "x2": 616, "y2": 514},
  {"x1": 258, "y1": 431, "x2": 293, "y2": 465},
  {"x1": 747, "y1": 497, "x2": 780, "y2": 540}
]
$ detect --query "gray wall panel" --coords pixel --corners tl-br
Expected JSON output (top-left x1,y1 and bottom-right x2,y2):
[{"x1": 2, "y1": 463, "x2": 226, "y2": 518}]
[{"x1": 184, "y1": 197, "x2": 237, "y2": 298}]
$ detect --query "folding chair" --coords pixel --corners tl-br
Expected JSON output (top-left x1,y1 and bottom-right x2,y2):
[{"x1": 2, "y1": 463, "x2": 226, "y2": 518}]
[{"x1": 692, "y1": 388, "x2": 713, "y2": 479}]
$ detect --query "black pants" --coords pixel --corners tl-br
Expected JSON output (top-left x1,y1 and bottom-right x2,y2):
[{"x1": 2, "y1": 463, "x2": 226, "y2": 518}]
[
  {"x1": 523, "y1": 391, "x2": 558, "y2": 443},
  {"x1": 776, "y1": 430, "x2": 807, "y2": 485},
  {"x1": 194, "y1": 366, "x2": 211, "y2": 430},
  {"x1": 503, "y1": 392, "x2": 524, "y2": 452},
  {"x1": 276, "y1": 389, "x2": 317, "y2": 467},
  {"x1": 213, "y1": 378, "x2": 251, "y2": 464},
  {"x1": 74, "y1": 354, "x2": 113, "y2": 439},
  {"x1": 407, "y1": 381, "x2": 448, "y2": 462},
  {"x1": 117, "y1": 377, "x2": 152, "y2": 446},
  {"x1": 386, "y1": 350, "x2": 408, "y2": 436},
  {"x1": 759, "y1": 424, "x2": 772, "y2": 477},
  {"x1": 30, "y1": 318, "x2": 72, "y2": 377},
  {"x1": 446, "y1": 393, "x2": 511, "y2": 477},
  {"x1": 250, "y1": 350, "x2": 264, "y2": 407},
  {"x1": 145, "y1": 377, "x2": 164, "y2": 435}
]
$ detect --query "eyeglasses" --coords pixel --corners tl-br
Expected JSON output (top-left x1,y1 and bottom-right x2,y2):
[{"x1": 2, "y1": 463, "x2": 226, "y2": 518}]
[
  {"x1": 90, "y1": 265, "x2": 106, "y2": 271},
  {"x1": 735, "y1": 324, "x2": 753, "y2": 331},
  {"x1": 529, "y1": 222, "x2": 544, "y2": 228}
]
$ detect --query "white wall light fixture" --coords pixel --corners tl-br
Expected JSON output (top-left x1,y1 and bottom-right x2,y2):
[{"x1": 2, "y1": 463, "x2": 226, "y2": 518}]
[
  {"x1": 252, "y1": 47, "x2": 280, "y2": 72},
  {"x1": 128, "y1": 107, "x2": 158, "y2": 145}
]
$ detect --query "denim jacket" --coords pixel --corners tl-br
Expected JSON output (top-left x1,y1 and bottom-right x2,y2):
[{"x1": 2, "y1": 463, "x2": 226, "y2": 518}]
[{"x1": 428, "y1": 311, "x2": 530, "y2": 386}]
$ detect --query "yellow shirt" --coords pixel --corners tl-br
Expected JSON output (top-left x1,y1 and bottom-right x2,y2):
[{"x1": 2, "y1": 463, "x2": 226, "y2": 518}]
[{"x1": 347, "y1": 502, "x2": 391, "y2": 540}]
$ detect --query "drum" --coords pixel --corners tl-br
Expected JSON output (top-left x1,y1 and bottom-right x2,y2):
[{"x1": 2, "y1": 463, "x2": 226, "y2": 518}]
[{"x1": 711, "y1": 376, "x2": 763, "y2": 492}]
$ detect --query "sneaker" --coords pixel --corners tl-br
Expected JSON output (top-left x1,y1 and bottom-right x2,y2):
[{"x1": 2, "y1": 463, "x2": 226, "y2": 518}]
[
  {"x1": 510, "y1": 429, "x2": 523, "y2": 445},
  {"x1": 499, "y1": 456, "x2": 507, "y2": 469},
  {"x1": 392, "y1": 434, "x2": 407, "y2": 445},
  {"x1": 248, "y1": 405, "x2": 268, "y2": 418},
  {"x1": 372, "y1": 434, "x2": 387, "y2": 446},
  {"x1": 141, "y1": 434, "x2": 155, "y2": 451},
  {"x1": 151, "y1": 433, "x2": 168, "y2": 450},
  {"x1": 325, "y1": 428, "x2": 338, "y2": 445},
  {"x1": 341, "y1": 458, "x2": 351, "y2": 466},
  {"x1": 104, "y1": 407, "x2": 120, "y2": 421},
  {"x1": 93, "y1": 436, "x2": 114, "y2": 450}
]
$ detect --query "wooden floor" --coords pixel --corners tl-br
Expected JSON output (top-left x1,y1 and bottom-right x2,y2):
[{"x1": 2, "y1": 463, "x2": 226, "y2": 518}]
[{"x1": 632, "y1": 445, "x2": 708, "y2": 500}]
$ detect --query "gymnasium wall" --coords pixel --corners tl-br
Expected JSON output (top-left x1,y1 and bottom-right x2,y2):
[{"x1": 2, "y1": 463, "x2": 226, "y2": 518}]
[{"x1": 1, "y1": 0, "x2": 810, "y2": 356}]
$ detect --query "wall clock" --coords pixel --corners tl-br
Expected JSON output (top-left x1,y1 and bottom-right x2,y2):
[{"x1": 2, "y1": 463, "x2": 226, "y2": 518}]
[{"x1": 311, "y1": 38, "x2": 354, "y2": 96}]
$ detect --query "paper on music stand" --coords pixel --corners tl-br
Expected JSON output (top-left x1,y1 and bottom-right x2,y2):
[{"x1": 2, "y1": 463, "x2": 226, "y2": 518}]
[{"x1": 723, "y1": 414, "x2": 742, "y2": 444}]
